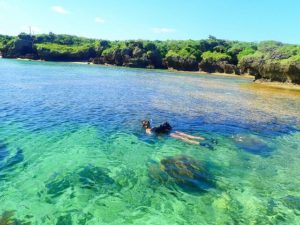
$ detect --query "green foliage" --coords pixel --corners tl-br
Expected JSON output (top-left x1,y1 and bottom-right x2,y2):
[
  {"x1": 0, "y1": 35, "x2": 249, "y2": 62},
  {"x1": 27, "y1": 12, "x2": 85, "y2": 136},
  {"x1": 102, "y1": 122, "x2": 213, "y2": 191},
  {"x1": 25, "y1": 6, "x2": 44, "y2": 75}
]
[
  {"x1": 35, "y1": 33, "x2": 97, "y2": 46},
  {"x1": 34, "y1": 42, "x2": 96, "y2": 61},
  {"x1": 143, "y1": 42, "x2": 156, "y2": 51},
  {"x1": 258, "y1": 41, "x2": 283, "y2": 52},
  {"x1": 289, "y1": 54, "x2": 300, "y2": 61},
  {"x1": 202, "y1": 51, "x2": 231, "y2": 61},
  {"x1": 280, "y1": 54, "x2": 300, "y2": 65},
  {"x1": 163, "y1": 40, "x2": 201, "y2": 60},
  {"x1": 237, "y1": 48, "x2": 256, "y2": 60},
  {"x1": 239, "y1": 51, "x2": 264, "y2": 61},
  {"x1": 277, "y1": 45, "x2": 300, "y2": 55},
  {"x1": 166, "y1": 50, "x2": 179, "y2": 58},
  {"x1": 17, "y1": 32, "x2": 33, "y2": 40},
  {"x1": 0, "y1": 35, "x2": 13, "y2": 50},
  {"x1": 227, "y1": 42, "x2": 257, "y2": 55},
  {"x1": 101, "y1": 41, "x2": 128, "y2": 56},
  {"x1": 102, "y1": 46, "x2": 117, "y2": 56},
  {"x1": 2, "y1": 32, "x2": 300, "y2": 77},
  {"x1": 36, "y1": 43, "x2": 92, "y2": 54}
]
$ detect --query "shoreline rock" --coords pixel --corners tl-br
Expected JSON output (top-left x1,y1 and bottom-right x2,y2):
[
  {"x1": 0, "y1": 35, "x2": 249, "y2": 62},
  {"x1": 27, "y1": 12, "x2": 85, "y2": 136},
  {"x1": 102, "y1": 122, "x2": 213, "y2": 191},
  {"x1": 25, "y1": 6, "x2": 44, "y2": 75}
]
[{"x1": 4, "y1": 57, "x2": 300, "y2": 89}]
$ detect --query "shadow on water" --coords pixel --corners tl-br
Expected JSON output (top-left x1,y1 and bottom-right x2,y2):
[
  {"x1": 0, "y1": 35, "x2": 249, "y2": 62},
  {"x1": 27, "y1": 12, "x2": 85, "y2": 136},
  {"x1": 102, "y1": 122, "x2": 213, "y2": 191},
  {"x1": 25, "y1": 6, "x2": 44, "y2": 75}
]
[
  {"x1": 281, "y1": 196, "x2": 300, "y2": 211},
  {"x1": 45, "y1": 173, "x2": 74, "y2": 198},
  {"x1": 54, "y1": 211, "x2": 93, "y2": 225},
  {"x1": 231, "y1": 134, "x2": 274, "y2": 157},
  {"x1": 182, "y1": 115, "x2": 278, "y2": 157},
  {"x1": 43, "y1": 165, "x2": 120, "y2": 201},
  {"x1": 78, "y1": 164, "x2": 119, "y2": 192},
  {"x1": 0, "y1": 141, "x2": 25, "y2": 180},
  {"x1": 56, "y1": 214, "x2": 73, "y2": 225},
  {"x1": 4, "y1": 149, "x2": 24, "y2": 169},
  {"x1": 0, "y1": 143, "x2": 9, "y2": 162}
]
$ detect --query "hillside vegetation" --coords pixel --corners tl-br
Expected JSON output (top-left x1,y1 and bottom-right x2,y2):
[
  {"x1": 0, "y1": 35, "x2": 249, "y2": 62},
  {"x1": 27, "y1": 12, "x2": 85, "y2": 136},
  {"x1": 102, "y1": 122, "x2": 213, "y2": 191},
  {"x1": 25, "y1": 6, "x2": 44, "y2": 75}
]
[{"x1": 0, "y1": 33, "x2": 300, "y2": 84}]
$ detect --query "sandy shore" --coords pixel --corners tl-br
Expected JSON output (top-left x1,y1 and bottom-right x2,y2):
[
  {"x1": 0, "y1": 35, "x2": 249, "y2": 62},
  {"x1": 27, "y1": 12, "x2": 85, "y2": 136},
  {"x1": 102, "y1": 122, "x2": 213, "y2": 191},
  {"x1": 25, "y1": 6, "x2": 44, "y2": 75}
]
[
  {"x1": 167, "y1": 69, "x2": 254, "y2": 79},
  {"x1": 253, "y1": 80, "x2": 300, "y2": 91},
  {"x1": 70, "y1": 61, "x2": 90, "y2": 65}
]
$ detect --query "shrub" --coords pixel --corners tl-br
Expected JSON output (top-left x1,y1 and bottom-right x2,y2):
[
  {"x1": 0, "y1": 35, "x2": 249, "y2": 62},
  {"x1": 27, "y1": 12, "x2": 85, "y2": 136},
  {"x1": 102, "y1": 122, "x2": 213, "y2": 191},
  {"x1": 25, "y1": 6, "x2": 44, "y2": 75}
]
[
  {"x1": 202, "y1": 51, "x2": 231, "y2": 61},
  {"x1": 237, "y1": 48, "x2": 256, "y2": 61}
]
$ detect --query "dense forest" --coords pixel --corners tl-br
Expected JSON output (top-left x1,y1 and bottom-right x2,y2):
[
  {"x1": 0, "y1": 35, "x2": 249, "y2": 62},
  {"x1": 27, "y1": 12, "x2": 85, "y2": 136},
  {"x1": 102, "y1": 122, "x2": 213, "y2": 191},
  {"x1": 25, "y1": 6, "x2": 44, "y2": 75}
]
[{"x1": 0, "y1": 33, "x2": 300, "y2": 84}]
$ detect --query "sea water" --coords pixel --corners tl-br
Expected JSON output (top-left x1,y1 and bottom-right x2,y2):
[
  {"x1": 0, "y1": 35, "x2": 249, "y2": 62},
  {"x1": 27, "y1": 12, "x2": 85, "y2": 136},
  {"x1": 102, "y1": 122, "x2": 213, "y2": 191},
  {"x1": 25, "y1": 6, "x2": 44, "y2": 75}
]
[{"x1": 0, "y1": 59, "x2": 300, "y2": 224}]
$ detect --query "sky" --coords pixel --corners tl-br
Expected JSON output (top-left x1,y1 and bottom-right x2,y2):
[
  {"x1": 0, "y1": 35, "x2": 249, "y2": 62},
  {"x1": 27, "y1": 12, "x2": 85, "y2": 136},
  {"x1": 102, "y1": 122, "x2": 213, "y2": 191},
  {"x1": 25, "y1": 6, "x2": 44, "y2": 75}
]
[{"x1": 0, "y1": 0, "x2": 299, "y2": 43}]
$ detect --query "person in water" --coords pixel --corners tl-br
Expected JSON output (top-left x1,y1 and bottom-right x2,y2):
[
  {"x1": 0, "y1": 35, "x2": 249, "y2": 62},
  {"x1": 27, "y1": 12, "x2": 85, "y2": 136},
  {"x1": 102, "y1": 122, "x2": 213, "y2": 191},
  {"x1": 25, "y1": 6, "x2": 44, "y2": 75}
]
[{"x1": 142, "y1": 120, "x2": 205, "y2": 145}]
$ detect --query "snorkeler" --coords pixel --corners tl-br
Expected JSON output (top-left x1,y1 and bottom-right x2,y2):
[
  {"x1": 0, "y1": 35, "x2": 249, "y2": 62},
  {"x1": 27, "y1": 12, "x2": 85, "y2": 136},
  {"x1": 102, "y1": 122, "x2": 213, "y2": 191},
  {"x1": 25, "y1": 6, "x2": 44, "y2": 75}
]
[{"x1": 142, "y1": 120, "x2": 206, "y2": 145}]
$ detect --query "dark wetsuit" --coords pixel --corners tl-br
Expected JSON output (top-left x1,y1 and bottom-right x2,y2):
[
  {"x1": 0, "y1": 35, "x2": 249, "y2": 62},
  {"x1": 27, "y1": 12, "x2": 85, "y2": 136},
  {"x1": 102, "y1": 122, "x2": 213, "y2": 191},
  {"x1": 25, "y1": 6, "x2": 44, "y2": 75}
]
[{"x1": 151, "y1": 122, "x2": 172, "y2": 135}]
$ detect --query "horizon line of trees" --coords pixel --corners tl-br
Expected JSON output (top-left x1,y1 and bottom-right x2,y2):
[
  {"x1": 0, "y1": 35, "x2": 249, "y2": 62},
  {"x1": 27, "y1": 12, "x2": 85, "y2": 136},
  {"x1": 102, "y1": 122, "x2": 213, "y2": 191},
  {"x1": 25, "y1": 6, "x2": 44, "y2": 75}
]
[{"x1": 0, "y1": 32, "x2": 300, "y2": 83}]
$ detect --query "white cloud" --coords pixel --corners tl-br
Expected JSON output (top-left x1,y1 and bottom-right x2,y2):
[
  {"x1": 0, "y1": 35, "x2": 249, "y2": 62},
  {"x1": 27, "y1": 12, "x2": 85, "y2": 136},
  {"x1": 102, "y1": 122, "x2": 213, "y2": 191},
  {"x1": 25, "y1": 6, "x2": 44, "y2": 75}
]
[
  {"x1": 95, "y1": 17, "x2": 105, "y2": 24},
  {"x1": 151, "y1": 27, "x2": 176, "y2": 34},
  {"x1": 20, "y1": 25, "x2": 41, "y2": 34},
  {"x1": 51, "y1": 6, "x2": 69, "y2": 15}
]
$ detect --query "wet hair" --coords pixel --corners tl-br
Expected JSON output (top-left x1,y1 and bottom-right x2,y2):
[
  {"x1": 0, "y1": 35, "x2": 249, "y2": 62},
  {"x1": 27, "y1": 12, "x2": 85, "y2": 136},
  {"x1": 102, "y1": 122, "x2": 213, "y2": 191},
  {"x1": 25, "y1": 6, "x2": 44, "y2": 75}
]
[{"x1": 142, "y1": 120, "x2": 151, "y2": 129}]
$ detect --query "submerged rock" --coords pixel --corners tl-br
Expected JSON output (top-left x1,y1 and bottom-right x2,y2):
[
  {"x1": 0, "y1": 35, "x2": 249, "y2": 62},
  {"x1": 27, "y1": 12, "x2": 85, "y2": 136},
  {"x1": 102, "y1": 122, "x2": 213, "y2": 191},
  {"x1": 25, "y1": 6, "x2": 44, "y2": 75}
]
[
  {"x1": 56, "y1": 214, "x2": 73, "y2": 225},
  {"x1": 0, "y1": 144, "x2": 24, "y2": 180},
  {"x1": 0, "y1": 143, "x2": 9, "y2": 162},
  {"x1": 45, "y1": 174, "x2": 73, "y2": 198},
  {"x1": 54, "y1": 211, "x2": 93, "y2": 225},
  {"x1": 78, "y1": 165, "x2": 119, "y2": 192},
  {"x1": 113, "y1": 168, "x2": 138, "y2": 191},
  {"x1": 232, "y1": 134, "x2": 273, "y2": 156},
  {"x1": 44, "y1": 165, "x2": 119, "y2": 199},
  {"x1": 5, "y1": 149, "x2": 24, "y2": 169},
  {"x1": 0, "y1": 144, "x2": 24, "y2": 173},
  {"x1": 150, "y1": 155, "x2": 214, "y2": 192},
  {"x1": 281, "y1": 196, "x2": 300, "y2": 211},
  {"x1": 148, "y1": 161, "x2": 169, "y2": 184},
  {"x1": 0, "y1": 211, "x2": 30, "y2": 225}
]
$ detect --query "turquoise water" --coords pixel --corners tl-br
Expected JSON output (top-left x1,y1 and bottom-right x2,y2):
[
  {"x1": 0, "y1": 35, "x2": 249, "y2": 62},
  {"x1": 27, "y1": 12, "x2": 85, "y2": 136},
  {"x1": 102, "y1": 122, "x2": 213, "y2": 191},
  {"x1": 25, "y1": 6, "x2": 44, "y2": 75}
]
[{"x1": 0, "y1": 59, "x2": 300, "y2": 224}]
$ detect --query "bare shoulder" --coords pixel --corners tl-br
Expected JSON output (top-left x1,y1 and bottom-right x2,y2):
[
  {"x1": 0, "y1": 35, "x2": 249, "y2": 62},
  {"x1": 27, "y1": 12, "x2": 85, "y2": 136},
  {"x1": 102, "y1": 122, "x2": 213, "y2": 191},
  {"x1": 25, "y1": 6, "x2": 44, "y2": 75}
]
[{"x1": 146, "y1": 129, "x2": 152, "y2": 134}]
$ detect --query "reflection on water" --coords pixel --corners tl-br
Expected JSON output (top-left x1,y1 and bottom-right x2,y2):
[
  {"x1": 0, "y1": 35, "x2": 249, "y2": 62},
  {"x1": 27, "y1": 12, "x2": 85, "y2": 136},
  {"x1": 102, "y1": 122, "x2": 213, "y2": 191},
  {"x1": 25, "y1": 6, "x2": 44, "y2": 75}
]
[{"x1": 0, "y1": 59, "x2": 300, "y2": 224}]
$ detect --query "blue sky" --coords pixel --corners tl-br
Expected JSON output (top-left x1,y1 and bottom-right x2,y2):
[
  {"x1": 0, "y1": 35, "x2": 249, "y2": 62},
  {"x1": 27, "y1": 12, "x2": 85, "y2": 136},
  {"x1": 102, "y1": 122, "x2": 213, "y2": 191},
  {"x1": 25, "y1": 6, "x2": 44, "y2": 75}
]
[{"x1": 0, "y1": 0, "x2": 299, "y2": 43}]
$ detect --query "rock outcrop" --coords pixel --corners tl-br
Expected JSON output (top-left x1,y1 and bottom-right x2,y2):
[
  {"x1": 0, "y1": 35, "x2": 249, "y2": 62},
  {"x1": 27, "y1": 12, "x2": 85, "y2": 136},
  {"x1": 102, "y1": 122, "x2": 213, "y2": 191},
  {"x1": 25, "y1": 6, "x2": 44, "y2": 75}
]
[
  {"x1": 37, "y1": 47, "x2": 96, "y2": 61},
  {"x1": 162, "y1": 56, "x2": 198, "y2": 71},
  {"x1": 93, "y1": 47, "x2": 163, "y2": 69},
  {"x1": 1, "y1": 38, "x2": 37, "y2": 59},
  {"x1": 239, "y1": 56, "x2": 300, "y2": 84},
  {"x1": 199, "y1": 59, "x2": 240, "y2": 74}
]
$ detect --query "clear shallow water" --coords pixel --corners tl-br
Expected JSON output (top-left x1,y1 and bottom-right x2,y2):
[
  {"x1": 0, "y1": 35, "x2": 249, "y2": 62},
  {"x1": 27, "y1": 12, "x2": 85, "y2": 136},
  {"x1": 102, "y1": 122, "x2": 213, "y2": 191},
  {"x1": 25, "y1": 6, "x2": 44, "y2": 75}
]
[{"x1": 0, "y1": 59, "x2": 300, "y2": 224}]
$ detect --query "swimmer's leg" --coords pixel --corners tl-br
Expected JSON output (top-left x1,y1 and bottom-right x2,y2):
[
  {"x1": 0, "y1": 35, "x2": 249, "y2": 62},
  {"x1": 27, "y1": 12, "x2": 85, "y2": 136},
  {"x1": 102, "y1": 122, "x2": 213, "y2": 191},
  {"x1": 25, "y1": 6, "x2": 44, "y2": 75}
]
[
  {"x1": 174, "y1": 131, "x2": 205, "y2": 140},
  {"x1": 170, "y1": 133, "x2": 200, "y2": 145}
]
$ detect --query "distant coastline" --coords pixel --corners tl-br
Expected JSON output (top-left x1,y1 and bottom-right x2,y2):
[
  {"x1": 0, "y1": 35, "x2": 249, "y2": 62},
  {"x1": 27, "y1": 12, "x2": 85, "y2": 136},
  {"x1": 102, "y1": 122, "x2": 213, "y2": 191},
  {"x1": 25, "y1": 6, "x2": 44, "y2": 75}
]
[
  {"x1": 13, "y1": 57, "x2": 254, "y2": 79},
  {"x1": 12, "y1": 57, "x2": 300, "y2": 91},
  {"x1": 1, "y1": 33, "x2": 300, "y2": 85}
]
